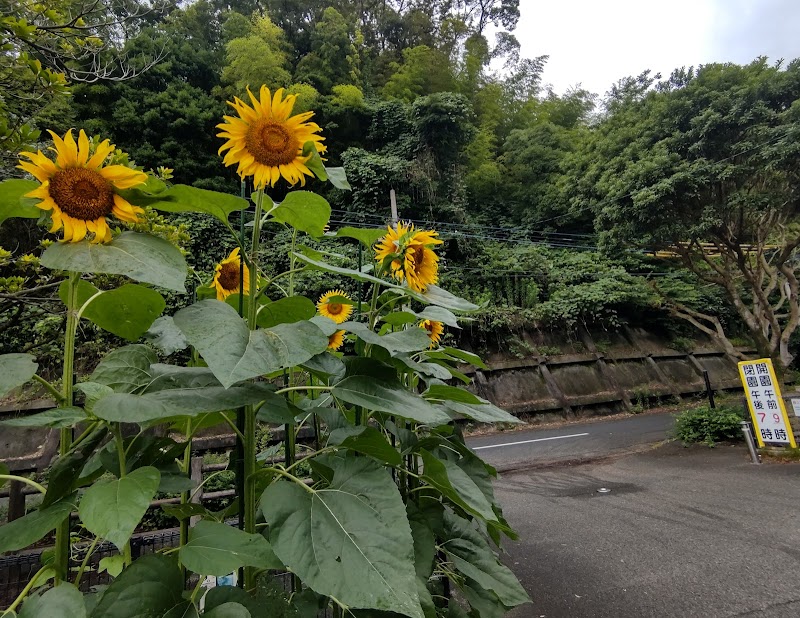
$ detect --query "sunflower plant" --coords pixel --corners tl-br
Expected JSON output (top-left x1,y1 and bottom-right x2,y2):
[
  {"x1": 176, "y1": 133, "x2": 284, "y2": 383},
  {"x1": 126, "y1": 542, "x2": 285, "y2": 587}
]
[{"x1": 0, "y1": 86, "x2": 529, "y2": 617}]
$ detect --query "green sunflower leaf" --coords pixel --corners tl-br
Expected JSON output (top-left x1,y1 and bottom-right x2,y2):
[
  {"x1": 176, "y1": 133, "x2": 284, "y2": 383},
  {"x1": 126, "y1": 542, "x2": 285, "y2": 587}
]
[
  {"x1": 0, "y1": 178, "x2": 40, "y2": 226},
  {"x1": 325, "y1": 166, "x2": 351, "y2": 190},
  {"x1": 79, "y1": 466, "x2": 161, "y2": 551},
  {"x1": 19, "y1": 582, "x2": 86, "y2": 618},
  {"x1": 256, "y1": 295, "x2": 316, "y2": 328},
  {"x1": 0, "y1": 406, "x2": 86, "y2": 428},
  {"x1": 90, "y1": 344, "x2": 158, "y2": 393},
  {"x1": 270, "y1": 191, "x2": 331, "y2": 237},
  {"x1": 334, "y1": 226, "x2": 384, "y2": 247},
  {"x1": 261, "y1": 457, "x2": 423, "y2": 618},
  {"x1": 342, "y1": 321, "x2": 431, "y2": 354},
  {"x1": 59, "y1": 280, "x2": 165, "y2": 341},
  {"x1": 41, "y1": 232, "x2": 187, "y2": 292},
  {"x1": 0, "y1": 493, "x2": 77, "y2": 553},
  {"x1": 144, "y1": 316, "x2": 190, "y2": 355},
  {"x1": 125, "y1": 184, "x2": 249, "y2": 224},
  {"x1": 0, "y1": 353, "x2": 38, "y2": 398},
  {"x1": 173, "y1": 300, "x2": 328, "y2": 388},
  {"x1": 179, "y1": 520, "x2": 283, "y2": 576},
  {"x1": 331, "y1": 376, "x2": 450, "y2": 426}
]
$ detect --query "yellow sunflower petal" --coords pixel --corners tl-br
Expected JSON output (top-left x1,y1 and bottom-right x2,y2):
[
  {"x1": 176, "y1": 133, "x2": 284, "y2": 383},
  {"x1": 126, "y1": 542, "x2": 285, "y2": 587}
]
[
  {"x1": 77, "y1": 130, "x2": 90, "y2": 166},
  {"x1": 70, "y1": 219, "x2": 87, "y2": 243},
  {"x1": 100, "y1": 165, "x2": 147, "y2": 189},
  {"x1": 86, "y1": 139, "x2": 115, "y2": 170}
]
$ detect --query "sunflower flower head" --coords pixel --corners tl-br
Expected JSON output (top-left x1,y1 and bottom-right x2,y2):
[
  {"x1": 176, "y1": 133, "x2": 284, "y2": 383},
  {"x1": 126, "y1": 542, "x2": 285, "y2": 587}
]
[
  {"x1": 374, "y1": 222, "x2": 443, "y2": 293},
  {"x1": 18, "y1": 129, "x2": 147, "y2": 243},
  {"x1": 420, "y1": 319, "x2": 444, "y2": 348},
  {"x1": 212, "y1": 247, "x2": 250, "y2": 300},
  {"x1": 217, "y1": 85, "x2": 325, "y2": 189},
  {"x1": 327, "y1": 330, "x2": 345, "y2": 351},
  {"x1": 317, "y1": 289, "x2": 353, "y2": 324}
]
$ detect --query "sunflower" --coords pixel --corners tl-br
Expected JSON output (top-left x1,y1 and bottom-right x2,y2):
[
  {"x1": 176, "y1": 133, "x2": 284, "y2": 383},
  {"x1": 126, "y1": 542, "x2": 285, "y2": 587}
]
[
  {"x1": 327, "y1": 330, "x2": 345, "y2": 351},
  {"x1": 217, "y1": 86, "x2": 325, "y2": 188},
  {"x1": 420, "y1": 319, "x2": 444, "y2": 348},
  {"x1": 212, "y1": 248, "x2": 250, "y2": 300},
  {"x1": 18, "y1": 129, "x2": 147, "y2": 243},
  {"x1": 374, "y1": 222, "x2": 443, "y2": 293},
  {"x1": 317, "y1": 289, "x2": 353, "y2": 324}
]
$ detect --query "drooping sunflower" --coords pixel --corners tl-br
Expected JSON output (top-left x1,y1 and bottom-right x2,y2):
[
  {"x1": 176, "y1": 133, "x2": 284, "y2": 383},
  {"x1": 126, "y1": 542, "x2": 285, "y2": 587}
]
[
  {"x1": 420, "y1": 319, "x2": 444, "y2": 348},
  {"x1": 317, "y1": 289, "x2": 353, "y2": 324},
  {"x1": 374, "y1": 222, "x2": 443, "y2": 293},
  {"x1": 212, "y1": 248, "x2": 250, "y2": 300},
  {"x1": 18, "y1": 129, "x2": 147, "y2": 243},
  {"x1": 216, "y1": 86, "x2": 325, "y2": 188},
  {"x1": 327, "y1": 330, "x2": 345, "y2": 351}
]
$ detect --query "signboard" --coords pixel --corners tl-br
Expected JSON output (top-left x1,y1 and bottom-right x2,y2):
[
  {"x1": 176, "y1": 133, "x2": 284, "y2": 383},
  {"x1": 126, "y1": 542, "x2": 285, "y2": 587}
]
[
  {"x1": 792, "y1": 399, "x2": 800, "y2": 418},
  {"x1": 738, "y1": 358, "x2": 797, "y2": 447}
]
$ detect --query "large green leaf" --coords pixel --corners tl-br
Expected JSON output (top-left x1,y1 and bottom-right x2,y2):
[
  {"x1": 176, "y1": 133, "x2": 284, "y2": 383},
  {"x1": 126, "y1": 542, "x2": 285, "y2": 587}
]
[
  {"x1": 90, "y1": 554, "x2": 184, "y2": 618},
  {"x1": 41, "y1": 231, "x2": 187, "y2": 292},
  {"x1": 438, "y1": 400, "x2": 520, "y2": 424},
  {"x1": 203, "y1": 588, "x2": 262, "y2": 618},
  {"x1": 419, "y1": 450, "x2": 497, "y2": 523},
  {"x1": 79, "y1": 466, "x2": 161, "y2": 551},
  {"x1": 59, "y1": 280, "x2": 165, "y2": 341},
  {"x1": 261, "y1": 457, "x2": 423, "y2": 618},
  {"x1": 0, "y1": 353, "x2": 38, "y2": 397},
  {"x1": 145, "y1": 316, "x2": 189, "y2": 355},
  {"x1": 328, "y1": 426, "x2": 402, "y2": 466},
  {"x1": 256, "y1": 296, "x2": 316, "y2": 328},
  {"x1": 293, "y1": 253, "x2": 394, "y2": 287},
  {"x1": 204, "y1": 602, "x2": 252, "y2": 618},
  {"x1": 442, "y1": 511, "x2": 530, "y2": 608},
  {"x1": 0, "y1": 406, "x2": 86, "y2": 428},
  {"x1": 270, "y1": 191, "x2": 331, "y2": 237},
  {"x1": 335, "y1": 226, "x2": 384, "y2": 247},
  {"x1": 255, "y1": 391, "x2": 303, "y2": 424},
  {"x1": 93, "y1": 383, "x2": 275, "y2": 423},
  {"x1": 129, "y1": 184, "x2": 249, "y2": 224},
  {"x1": 43, "y1": 426, "x2": 108, "y2": 507},
  {"x1": 422, "y1": 385, "x2": 482, "y2": 405},
  {"x1": 20, "y1": 583, "x2": 86, "y2": 618},
  {"x1": 332, "y1": 376, "x2": 450, "y2": 426},
  {"x1": 343, "y1": 322, "x2": 432, "y2": 354},
  {"x1": 0, "y1": 493, "x2": 76, "y2": 553},
  {"x1": 325, "y1": 166, "x2": 351, "y2": 190},
  {"x1": 0, "y1": 178, "x2": 40, "y2": 225},
  {"x1": 174, "y1": 300, "x2": 328, "y2": 388},
  {"x1": 426, "y1": 347, "x2": 487, "y2": 369},
  {"x1": 421, "y1": 286, "x2": 479, "y2": 312},
  {"x1": 90, "y1": 344, "x2": 157, "y2": 393},
  {"x1": 179, "y1": 520, "x2": 282, "y2": 576},
  {"x1": 406, "y1": 501, "x2": 441, "y2": 581}
]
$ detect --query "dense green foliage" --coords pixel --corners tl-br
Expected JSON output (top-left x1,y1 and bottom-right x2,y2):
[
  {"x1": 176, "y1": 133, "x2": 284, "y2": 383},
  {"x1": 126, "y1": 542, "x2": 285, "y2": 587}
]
[
  {"x1": 673, "y1": 404, "x2": 746, "y2": 446},
  {"x1": 4, "y1": 0, "x2": 800, "y2": 368}
]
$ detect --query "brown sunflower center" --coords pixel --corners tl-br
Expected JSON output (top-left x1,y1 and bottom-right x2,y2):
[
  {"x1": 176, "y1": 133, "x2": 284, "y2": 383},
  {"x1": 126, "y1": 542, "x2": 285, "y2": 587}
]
[
  {"x1": 245, "y1": 119, "x2": 300, "y2": 167},
  {"x1": 217, "y1": 261, "x2": 241, "y2": 291},
  {"x1": 48, "y1": 168, "x2": 114, "y2": 221},
  {"x1": 326, "y1": 302, "x2": 343, "y2": 315},
  {"x1": 407, "y1": 245, "x2": 426, "y2": 272}
]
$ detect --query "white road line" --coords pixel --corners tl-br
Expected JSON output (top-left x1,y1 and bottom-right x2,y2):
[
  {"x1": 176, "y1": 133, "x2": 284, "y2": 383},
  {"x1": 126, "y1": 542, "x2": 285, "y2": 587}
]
[{"x1": 472, "y1": 432, "x2": 590, "y2": 451}]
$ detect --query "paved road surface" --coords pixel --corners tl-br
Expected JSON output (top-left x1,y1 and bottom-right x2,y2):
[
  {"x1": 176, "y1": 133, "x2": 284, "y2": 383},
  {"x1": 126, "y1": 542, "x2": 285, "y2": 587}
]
[
  {"x1": 467, "y1": 414, "x2": 800, "y2": 618},
  {"x1": 467, "y1": 412, "x2": 675, "y2": 471}
]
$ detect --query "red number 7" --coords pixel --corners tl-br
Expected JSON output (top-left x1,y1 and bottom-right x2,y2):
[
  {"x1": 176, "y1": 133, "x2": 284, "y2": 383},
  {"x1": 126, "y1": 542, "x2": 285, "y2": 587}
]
[{"x1": 758, "y1": 413, "x2": 766, "y2": 422}]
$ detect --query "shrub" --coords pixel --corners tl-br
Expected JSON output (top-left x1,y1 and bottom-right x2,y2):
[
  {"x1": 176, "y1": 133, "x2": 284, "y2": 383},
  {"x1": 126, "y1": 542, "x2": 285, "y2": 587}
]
[{"x1": 673, "y1": 404, "x2": 746, "y2": 446}]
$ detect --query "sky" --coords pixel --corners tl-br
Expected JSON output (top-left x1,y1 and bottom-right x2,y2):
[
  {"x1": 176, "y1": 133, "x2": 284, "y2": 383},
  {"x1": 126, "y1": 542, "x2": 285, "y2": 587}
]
[{"x1": 513, "y1": 0, "x2": 800, "y2": 97}]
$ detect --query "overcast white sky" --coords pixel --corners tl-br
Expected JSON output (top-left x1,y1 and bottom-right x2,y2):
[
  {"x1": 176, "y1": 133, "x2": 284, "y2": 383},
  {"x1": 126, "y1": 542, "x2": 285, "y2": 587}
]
[{"x1": 514, "y1": 0, "x2": 800, "y2": 96}]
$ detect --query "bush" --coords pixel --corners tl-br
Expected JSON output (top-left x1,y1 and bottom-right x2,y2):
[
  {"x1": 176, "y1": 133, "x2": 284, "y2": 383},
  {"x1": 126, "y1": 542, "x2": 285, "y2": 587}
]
[{"x1": 673, "y1": 404, "x2": 746, "y2": 446}]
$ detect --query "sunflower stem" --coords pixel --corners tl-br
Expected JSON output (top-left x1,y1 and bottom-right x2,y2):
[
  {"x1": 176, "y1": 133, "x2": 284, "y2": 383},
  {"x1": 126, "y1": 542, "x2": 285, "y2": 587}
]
[
  {"x1": 242, "y1": 188, "x2": 265, "y2": 591},
  {"x1": 54, "y1": 270, "x2": 79, "y2": 584}
]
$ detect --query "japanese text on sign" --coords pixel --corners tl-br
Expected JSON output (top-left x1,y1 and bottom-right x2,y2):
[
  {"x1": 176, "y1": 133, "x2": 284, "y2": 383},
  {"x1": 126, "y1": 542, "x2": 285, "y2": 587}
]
[{"x1": 738, "y1": 359, "x2": 797, "y2": 448}]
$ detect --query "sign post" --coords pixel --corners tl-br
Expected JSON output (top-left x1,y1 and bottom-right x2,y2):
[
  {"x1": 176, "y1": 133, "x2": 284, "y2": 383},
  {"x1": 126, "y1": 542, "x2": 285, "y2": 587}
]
[{"x1": 737, "y1": 358, "x2": 797, "y2": 448}]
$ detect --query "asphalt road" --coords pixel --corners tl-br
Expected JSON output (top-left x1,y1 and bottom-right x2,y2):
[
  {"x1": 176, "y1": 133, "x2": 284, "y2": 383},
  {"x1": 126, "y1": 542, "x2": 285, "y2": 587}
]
[
  {"x1": 471, "y1": 415, "x2": 800, "y2": 618},
  {"x1": 467, "y1": 412, "x2": 675, "y2": 471}
]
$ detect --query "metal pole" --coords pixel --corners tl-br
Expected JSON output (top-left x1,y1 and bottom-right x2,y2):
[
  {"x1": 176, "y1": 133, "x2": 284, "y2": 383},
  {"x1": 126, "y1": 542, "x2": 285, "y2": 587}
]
[
  {"x1": 390, "y1": 188, "x2": 398, "y2": 223},
  {"x1": 703, "y1": 370, "x2": 716, "y2": 409},
  {"x1": 740, "y1": 421, "x2": 761, "y2": 464}
]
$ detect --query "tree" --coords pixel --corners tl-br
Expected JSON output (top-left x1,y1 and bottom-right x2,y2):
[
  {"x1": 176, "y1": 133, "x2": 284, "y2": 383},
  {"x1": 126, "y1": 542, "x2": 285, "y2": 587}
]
[
  {"x1": 221, "y1": 15, "x2": 292, "y2": 95},
  {"x1": 0, "y1": 0, "x2": 164, "y2": 167},
  {"x1": 573, "y1": 59, "x2": 800, "y2": 372},
  {"x1": 294, "y1": 7, "x2": 359, "y2": 93}
]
